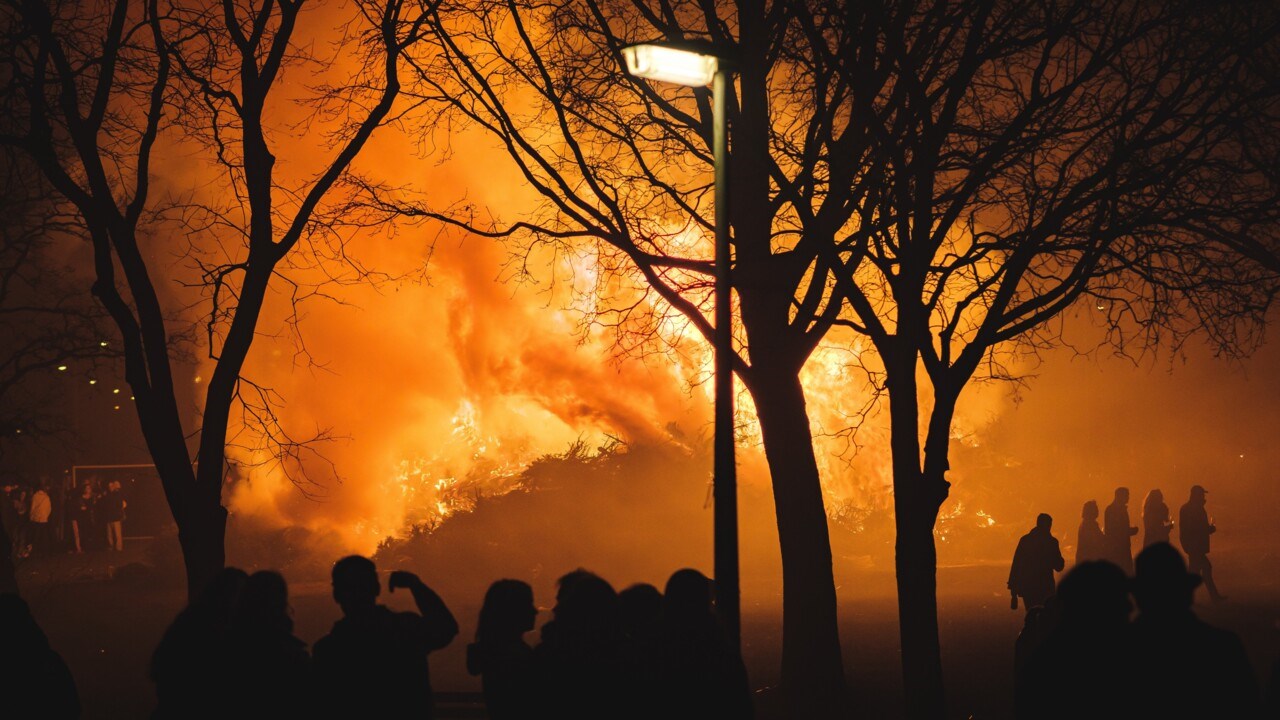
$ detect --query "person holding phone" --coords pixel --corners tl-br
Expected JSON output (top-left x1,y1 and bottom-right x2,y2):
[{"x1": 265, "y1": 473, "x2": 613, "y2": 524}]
[{"x1": 312, "y1": 556, "x2": 459, "y2": 718}]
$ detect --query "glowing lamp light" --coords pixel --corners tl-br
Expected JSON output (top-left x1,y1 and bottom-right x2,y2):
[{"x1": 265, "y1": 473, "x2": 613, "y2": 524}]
[
  {"x1": 112, "y1": 388, "x2": 120, "y2": 394},
  {"x1": 56, "y1": 365, "x2": 67, "y2": 371},
  {"x1": 88, "y1": 379, "x2": 97, "y2": 385},
  {"x1": 99, "y1": 341, "x2": 108, "y2": 347},
  {"x1": 621, "y1": 44, "x2": 718, "y2": 87}
]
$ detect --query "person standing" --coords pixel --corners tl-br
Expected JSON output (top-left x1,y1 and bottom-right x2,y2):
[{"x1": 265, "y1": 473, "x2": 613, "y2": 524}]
[
  {"x1": 27, "y1": 482, "x2": 52, "y2": 557},
  {"x1": 100, "y1": 480, "x2": 127, "y2": 552},
  {"x1": 1009, "y1": 514, "x2": 1066, "y2": 611},
  {"x1": 1142, "y1": 489, "x2": 1173, "y2": 548},
  {"x1": 68, "y1": 484, "x2": 95, "y2": 554},
  {"x1": 1075, "y1": 501, "x2": 1107, "y2": 565},
  {"x1": 312, "y1": 556, "x2": 458, "y2": 719},
  {"x1": 1104, "y1": 487, "x2": 1139, "y2": 575},
  {"x1": 1179, "y1": 485, "x2": 1224, "y2": 602}
]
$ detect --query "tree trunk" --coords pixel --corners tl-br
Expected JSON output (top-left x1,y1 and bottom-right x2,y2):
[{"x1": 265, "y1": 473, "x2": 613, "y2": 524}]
[
  {"x1": 177, "y1": 503, "x2": 227, "y2": 599},
  {"x1": 748, "y1": 371, "x2": 849, "y2": 718},
  {"x1": 886, "y1": 357, "x2": 949, "y2": 720}
]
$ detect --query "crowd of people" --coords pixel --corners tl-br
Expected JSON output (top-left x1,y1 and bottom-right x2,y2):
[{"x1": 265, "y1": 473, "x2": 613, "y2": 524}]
[
  {"x1": 1007, "y1": 485, "x2": 1269, "y2": 718},
  {"x1": 1, "y1": 476, "x2": 127, "y2": 560},
  {"x1": 142, "y1": 558, "x2": 749, "y2": 719}
]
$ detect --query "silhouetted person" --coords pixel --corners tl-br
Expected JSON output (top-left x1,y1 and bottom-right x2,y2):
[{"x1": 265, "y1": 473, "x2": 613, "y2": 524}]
[
  {"x1": 27, "y1": 481, "x2": 52, "y2": 556},
  {"x1": 68, "y1": 484, "x2": 94, "y2": 554},
  {"x1": 534, "y1": 569, "x2": 623, "y2": 718},
  {"x1": 1104, "y1": 487, "x2": 1138, "y2": 574},
  {"x1": 1142, "y1": 489, "x2": 1173, "y2": 548},
  {"x1": 151, "y1": 567, "x2": 248, "y2": 719},
  {"x1": 657, "y1": 569, "x2": 752, "y2": 719},
  {"x1": 618, "y1": 583, "x2": 664, "y2": 717},
  {"x1": 216, "y1": 571, "x2": 309, "y2": 718},
  {"x1": 312, "y1": 556, "x2": 458, "y2": 719},
  {"x1": 0, "y1": 593, "x2": 80, "y2": 719},
  {"x1": 1179, "y1": 485, "x2": 1224, "y2": 602},
  {"x1": 466, "y1": 579, "x2": 537, "y2": 719},
  {"x1": 1017, "y1": 561, "x2": 1133, "y2": 720},
  {"x1": 1013, "y1": 595, "x2": 1059, "y2": 705},
  {"x1": 1009, "y1": 514, "x2": 1065, "y2": 611},
  {"x1": 1076, "y1": 500, "x2": 1106, "y2": 565},
  {"x1": 1130, "y1": 543, "x2": 1258, "y2": 718},
  {"x1": 100, "y1": 480, "x2": 126, "y2": 551}
]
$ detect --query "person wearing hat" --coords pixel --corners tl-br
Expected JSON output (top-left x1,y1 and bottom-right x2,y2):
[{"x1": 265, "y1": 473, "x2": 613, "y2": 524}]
[
  {"x1": 1130, "y1": 543, "x2": 1257, "y2": 717},
  {"x1": 1178, "y1": 485, "x2": 1224, "y2": 602}
]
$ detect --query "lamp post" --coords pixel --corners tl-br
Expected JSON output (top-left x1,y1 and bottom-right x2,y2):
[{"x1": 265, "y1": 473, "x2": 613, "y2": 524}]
[{"x1": 621, "y1": 40, "x2": 739, "y2": 649}]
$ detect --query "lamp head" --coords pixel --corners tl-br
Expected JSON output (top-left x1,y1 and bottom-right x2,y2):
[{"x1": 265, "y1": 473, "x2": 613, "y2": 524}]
[{"x1": 621, "y1": 41, "x2": 726, "y2": 87}]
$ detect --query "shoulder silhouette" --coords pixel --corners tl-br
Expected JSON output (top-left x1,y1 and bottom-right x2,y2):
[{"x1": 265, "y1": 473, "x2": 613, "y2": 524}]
[
  {"x1": 467, "y1": 579, "x2": 537, "y2": 719},
  {"x1": 1017, "y1": 561, "x2": 1133, "y2": 720},
  {"x1": 1130, "y1": 542, "x2": 1258, "y2": 718},
  {"x1": 151, "y1": 567, "x2": 248, "y2": 719},
  {"x1": 657, "y1": 569, "x2": 753, "y2": 719},
  {"x1": 216, "y1": 571, "x2": 309, "y2": 719},
  {"x1": 312, "y1": 555, "x2": 458, "y2": 719},
  {"x1": 0, "y1": 593, "x2": 80, "y2": 719},
  {"x1": 534, "y1": 569, "x2": 623, "y2": 719},
  {"x1": 617, "y1": 582, "x2": 665, "y2": 717}
]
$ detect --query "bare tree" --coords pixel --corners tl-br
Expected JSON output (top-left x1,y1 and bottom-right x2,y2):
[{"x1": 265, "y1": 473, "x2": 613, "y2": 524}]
[
  {"x1": 401, "y1": 0, "x2": 1280, "y2": 717},
  {"x1": 402, "y1": 0, "x2": 863, "y2": 714},
  {"x1": 0, "y1": 0, "x2": 430, "y2": 597},
  {"x1": 823, "y1": 1, "x2": 1280, "y2": 717}
]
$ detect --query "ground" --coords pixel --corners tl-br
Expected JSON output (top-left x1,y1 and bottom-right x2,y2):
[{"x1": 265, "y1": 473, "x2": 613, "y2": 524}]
[{"x1": 14, "y1": 542, "x2": 1279, "y2": 719}]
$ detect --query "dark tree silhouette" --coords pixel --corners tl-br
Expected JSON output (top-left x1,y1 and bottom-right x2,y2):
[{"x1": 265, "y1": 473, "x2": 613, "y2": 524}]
[
  {"x1": 400, "y1": 1, "x2": 1280, "y2": 718},
  {"x1": 401, "y1": 1, "x2": 858, "y2": 714},
  {"x1": 825, "y1": 3, "x2": 1279, "y2": 716},
  {"x1": 0, "y1": 0, "x2": 431, "y2": 598}
]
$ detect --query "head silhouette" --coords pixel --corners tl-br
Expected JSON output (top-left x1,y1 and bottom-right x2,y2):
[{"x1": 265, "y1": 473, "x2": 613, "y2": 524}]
[
  {"x1": 477, "y1": 579, "x2": 536, "y2": 644},
  {"x1": 618, "y1": 583, "x2": 663, "y2": 636},
  {"x1": 1082, "y1": 500, "x2": 1099, "y2": 521},
  {"x1": 1189, "y1": 485, "x2": 1208, "y2": 504},
  {"x1": 332, "y1": 555, "x2": 380, "y2": 614},
  {"x1": 193, "y1": 567, "x2": 249, "y2": 620},
  {"x1": 1115, "y1": 487, "x2": 1130, "y2": 503},
  {"x1": 1036, "y1": 513, "x2": 1053, "y2": 531},
  {"x1": 1133, "y1": 542, "x2": 1200, "y2": 615},
  {"x1": 1057, "y1": 561, "x2": 1131, "y2": 629},
  {"x1": 664, "y1": 568, "x2": 714, "y2": 626},
  {"x1": 551, "y1": 569, "x2": 617, "y2": 644},
  {"x1": 234, "y1": 570, "x2": 292, "y2": 634}
]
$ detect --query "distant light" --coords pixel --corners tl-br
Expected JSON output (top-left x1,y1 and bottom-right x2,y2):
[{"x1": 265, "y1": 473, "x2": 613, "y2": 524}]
[
  {"x1": 99, "y1": 341, "x2": 108, "y2": 347},
  {"x1": 15, "y1": 429, "x2": 21, "y2": 434},
  {"x1": 621, "y1": 44, "x2": 719, "y2": 87},
  {"x1": 113, "y1": 405, "x2": 120, "y2": 411},
  {"x1": 193, "y1": 375, "x2": 202, "y2": 384},
  {"x1": 89, "y1": 379, "x2": 97, "y2": 385},
  {"x1": 56, "y1": 365, "x2": 67, "y2": 372},
  {"x1": 112, "y1": 388, "x2": 120, "y2": 394},
  {"x1": 130, "y1": 395, "x2": 135, "y2": 400}
]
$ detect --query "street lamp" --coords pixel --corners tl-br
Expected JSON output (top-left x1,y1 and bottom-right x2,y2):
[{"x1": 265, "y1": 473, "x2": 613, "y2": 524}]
[{"x1": 622, "y1": 40, "x2": 740, "y2": 649}]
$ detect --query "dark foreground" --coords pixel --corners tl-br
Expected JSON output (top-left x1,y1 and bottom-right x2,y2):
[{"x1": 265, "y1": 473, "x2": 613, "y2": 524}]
[{"x1": 13, "y1": 545, "x2": 1280, "y2": 719}]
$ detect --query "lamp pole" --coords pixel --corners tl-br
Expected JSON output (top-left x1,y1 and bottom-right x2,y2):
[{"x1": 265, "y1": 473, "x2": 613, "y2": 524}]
[
  {"x1": 620, "y1": 41, "x2": 739, "y2": 650},
  {"x1": 710, "y1": 65, "x2": 739, "y2": 650}
]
